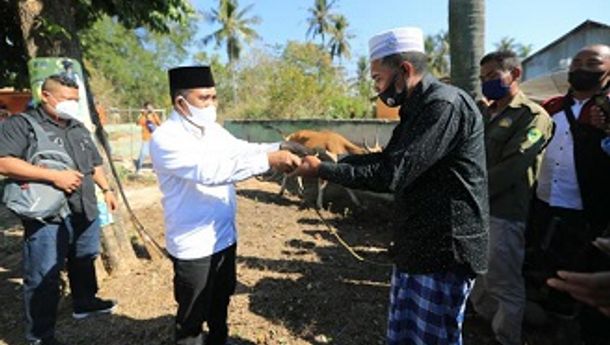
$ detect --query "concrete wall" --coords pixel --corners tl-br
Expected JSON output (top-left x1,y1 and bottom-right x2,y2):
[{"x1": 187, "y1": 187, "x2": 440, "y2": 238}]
[
  {"x1": 104, "y1": 119, "x2": 402, "y2": 162},
  {"x1": 523, "y1": 27, "x2": 610, "y2": 81},
  {"x1": 222, "y1": 119, "x2": 400, "y2": 147},
  {"x1": 105, "y1": 124, "x2": 141, "y2": 161}
]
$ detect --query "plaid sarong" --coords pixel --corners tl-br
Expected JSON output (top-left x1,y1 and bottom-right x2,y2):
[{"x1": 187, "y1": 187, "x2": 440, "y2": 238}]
[{"x1": 387, "y1": 267, "x2": 474, "y2": 345}]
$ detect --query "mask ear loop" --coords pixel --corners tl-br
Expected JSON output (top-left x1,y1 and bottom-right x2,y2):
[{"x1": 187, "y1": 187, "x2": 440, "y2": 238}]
[
  {"x1": 176, "y1": 96, "x2": 205, "y2": 135},
  {"x1": 42, "y1": 92, "x2": 64, "y2": 122},
  {"x1": 176, "y1": 96, "x2": 195, "y2": 117}
]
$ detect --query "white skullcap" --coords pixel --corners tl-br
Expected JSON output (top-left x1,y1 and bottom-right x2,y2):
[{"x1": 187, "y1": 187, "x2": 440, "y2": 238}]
[{"x1": 368, "y1": 27, "x2": 425, "y2": 61}]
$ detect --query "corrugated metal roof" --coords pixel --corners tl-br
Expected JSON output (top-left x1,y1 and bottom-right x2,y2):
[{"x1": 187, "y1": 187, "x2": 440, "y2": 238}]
[{"x1": 522, "y1": 20, "x2": 610, "y2": 64}]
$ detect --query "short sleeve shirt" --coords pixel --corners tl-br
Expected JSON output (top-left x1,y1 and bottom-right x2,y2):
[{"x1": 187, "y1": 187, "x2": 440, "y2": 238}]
[{"x1": 0, "y1": 107, "x2": 103, "y2": 220}]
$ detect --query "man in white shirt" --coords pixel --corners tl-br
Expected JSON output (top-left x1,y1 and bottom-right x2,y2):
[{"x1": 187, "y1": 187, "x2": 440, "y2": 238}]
[
  {"x1": 150, "y1": 66, "x2": 301, "y2": 345},
  {"x1": 526, "y1": 45, "x2": 610, "y2": 345}
]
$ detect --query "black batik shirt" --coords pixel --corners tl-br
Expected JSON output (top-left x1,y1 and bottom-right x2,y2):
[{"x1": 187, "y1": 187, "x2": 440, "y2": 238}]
[
  {"x1": 319, "y1": 74, "x2": 490, "y2": 274},
  {"x1": 0, "y1": 107, "x2": 103, "y2": 221}
]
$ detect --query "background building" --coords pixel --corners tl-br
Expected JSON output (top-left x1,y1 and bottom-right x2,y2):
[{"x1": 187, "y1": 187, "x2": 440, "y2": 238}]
[{"x1": 521, "y1": 20, "x2": 610, "y2": 101}]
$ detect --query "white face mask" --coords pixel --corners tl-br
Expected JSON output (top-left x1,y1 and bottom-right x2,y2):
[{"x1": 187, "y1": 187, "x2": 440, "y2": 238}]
[
  {"x1": 54, "y1": 100, "x2": 80, "y2": 120},
  {"x1": 181, "y1": 98, "x2": 217, "y2": 126}
]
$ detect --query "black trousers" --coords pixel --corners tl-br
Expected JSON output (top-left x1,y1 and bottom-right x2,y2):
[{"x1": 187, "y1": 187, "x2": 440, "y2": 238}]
[
  {"x1": 526, "y1": 198, "x2": 596, "y2": 275},
  {"x1": 525, "y1": 198, "x2": 610, "y2": 344},
  {"x1": 171, "y1": 244, "x2": 236, "y2": 345}
]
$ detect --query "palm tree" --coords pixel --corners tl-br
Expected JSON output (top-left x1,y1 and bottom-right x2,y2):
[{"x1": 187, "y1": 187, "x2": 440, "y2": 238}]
[
  {"x1": 203, "y1": 0, "x2": 260, "y2": 63},
  {"x1": 203, "y1": 0, "x2": 261, "y2": 100},
  {"x1": 328, "y1": 14, "x2": 352, "y2": 63},
  {"x1": 517, "y1": 44, "x2": 533, "y2": 59},
  {"x1": 306, "y1": 0, "x2": 335, "y2": 46},
  {"x1": 495, "y1": 36, "x2": 516, "y2": 52},
  {"x1": 449, "y1": 0, "x2": 485, "y2": 99},
  {"x1": 494, "y1": 36, "x2": 533, "y2": 59},
  {"x1": 353, "y1": 55, "x2": 372, "y2": 100}
]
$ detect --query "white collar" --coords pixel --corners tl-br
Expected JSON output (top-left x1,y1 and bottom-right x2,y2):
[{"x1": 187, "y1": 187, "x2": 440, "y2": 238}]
[{"x1": 573, "y1": 97, "x2": 589, "y2": 106}]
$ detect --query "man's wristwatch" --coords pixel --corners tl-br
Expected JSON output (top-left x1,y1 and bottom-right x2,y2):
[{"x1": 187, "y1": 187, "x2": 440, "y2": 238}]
[{"x1": 101, "y1": 187, "x2": 114, "y2": 194}]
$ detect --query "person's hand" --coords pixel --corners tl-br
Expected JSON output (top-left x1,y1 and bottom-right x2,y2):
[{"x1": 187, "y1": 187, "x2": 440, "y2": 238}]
[
  {"x1": 268, "y1": 150, "x2": 301, "y2": 173},
  {"x1": 279, "y1": 141, "x2": 314, "y2": 157},
  {"x1": 292, "y1": 155, "x2": 322, "y2": 178},
  {"x1": 593, "y1": 237, "x2": 610, "y2": 256},
  {"x1": 547, "y1": 271, "x2": 610, "y2": 317},
  {"x1": 51, "y1": 169, "x2": 84, "y2": 193},
  {"x1": 590, "y1": 105, "x2": 607, "y2": 130},
  {"x1": 104, "y1": 191, "x2": 118, "y2": 212}
]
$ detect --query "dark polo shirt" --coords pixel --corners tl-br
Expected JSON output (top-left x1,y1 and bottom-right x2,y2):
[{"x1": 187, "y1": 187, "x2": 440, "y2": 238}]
[{"x1": 0, "y1": 107, "x2": 103, "y2": 221}]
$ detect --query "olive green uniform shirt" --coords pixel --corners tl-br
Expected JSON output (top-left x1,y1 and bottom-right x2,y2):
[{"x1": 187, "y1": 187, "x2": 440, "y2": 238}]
[{"x1": 483, "y1": 91, "x2": 554, "y2": 222}]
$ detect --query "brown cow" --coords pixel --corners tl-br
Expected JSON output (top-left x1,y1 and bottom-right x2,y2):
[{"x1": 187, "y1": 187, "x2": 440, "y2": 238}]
[
  {"x1": 285, "y1": 130, "x2": 368, "y2": 155},
  {"x1": 280, "y1": 129, "x2": 381, "y2": 209}
]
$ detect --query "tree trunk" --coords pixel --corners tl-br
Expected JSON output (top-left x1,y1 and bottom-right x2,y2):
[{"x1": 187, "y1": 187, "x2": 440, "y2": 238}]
[
  {"x1": 449, "y1": 0, "x2": 485, "y2": 100},
  {"x1": 16, "y1": 0, "x2": 140, "y2": 274},
  {"x1": 17, "y1": 0, "x2": 82, "y2": 60}
]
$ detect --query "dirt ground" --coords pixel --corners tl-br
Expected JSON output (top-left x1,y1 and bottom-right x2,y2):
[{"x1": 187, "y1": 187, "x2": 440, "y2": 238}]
[{"x1": 0, "y1": 176, "x2": 502, "y2": 345}]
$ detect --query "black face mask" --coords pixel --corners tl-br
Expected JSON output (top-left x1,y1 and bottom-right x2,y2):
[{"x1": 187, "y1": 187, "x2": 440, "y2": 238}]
[
  {"x1": 568, "y1": 69, "x2": 605, "y2": 92},
  {"x1": 378, "y1": 70, "x2": 407, "y2": 108}
]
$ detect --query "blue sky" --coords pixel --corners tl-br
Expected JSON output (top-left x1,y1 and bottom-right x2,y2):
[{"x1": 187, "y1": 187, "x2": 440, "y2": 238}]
[{"x1": 193, "y1": 0, "x2": 610, "y2": 74}]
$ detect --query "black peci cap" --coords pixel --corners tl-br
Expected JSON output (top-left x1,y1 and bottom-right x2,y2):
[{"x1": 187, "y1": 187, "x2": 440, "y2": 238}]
[{"x1": 168, "y1": 66, "x2": 215, "y2": 97}]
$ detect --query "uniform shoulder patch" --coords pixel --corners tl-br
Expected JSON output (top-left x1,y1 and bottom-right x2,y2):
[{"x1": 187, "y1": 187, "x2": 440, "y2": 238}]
[
  {"x1": 499, "y1": 118, "x2": 512, "y2": 128},
  {"x1": 527, "y1": 128, "x2": 543, "y2": 143}
]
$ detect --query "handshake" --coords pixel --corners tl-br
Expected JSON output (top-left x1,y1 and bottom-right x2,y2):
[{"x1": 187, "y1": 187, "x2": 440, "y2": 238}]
[{"x1": 266, "y1": 141, "x2": 323, "y2": 177}]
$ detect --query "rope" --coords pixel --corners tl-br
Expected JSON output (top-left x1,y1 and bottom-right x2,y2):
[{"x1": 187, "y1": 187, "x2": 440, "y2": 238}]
[
  {"x1": 307, "y1": 202, "x2": 392, "y2": 267},
  {"x1": 85, "y1": 88, "x2": 168, "y2": 259},
  {"x1": 110, "y1": 167, "x2": 168, "y2": 258},
  {"x1": 281, "y1": 145, "x2": 391, "y2": 267}
]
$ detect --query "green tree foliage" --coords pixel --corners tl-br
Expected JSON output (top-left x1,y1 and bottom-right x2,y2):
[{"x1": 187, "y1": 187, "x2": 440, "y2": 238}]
[
  {"x1": 400, "y1": 29, "x2": 530, "y2": 83},
  {"x1": 80, "y1": 15, "x2": 198, "y2": 109},
  {"x1": 73, "y1": 0, "x2": 192, "y2": 33},
  {"x1": 353, "y1": 55, "x2": 373, "y2": 100},
  {"x1": 193, "y1": 51, "x2": 233, "y2": 114},
  {"x1": 494, "y1": 36, "x2": 534, "y2": 59},
  {"x1": 328, "y1": 14, "x2": 353, "y2": 63},
  {"x1": 306, "y1": 0, "x2": 336, "y2": 46},
  {"x1": 0, "y1": 0, "x2": 193, "y2": 89},
  {"x1": 220, "y1": 42, "x2": 372, "y2": 120},
  {"x1": 425, "y1": 31, "x2": 450, "y2": 78},
  {"x1": 203, "y1": 0, "x2": 261, "y2": 102},
  {"x1": 203, "y1": 0, "x2": 261, "y2": 64}
]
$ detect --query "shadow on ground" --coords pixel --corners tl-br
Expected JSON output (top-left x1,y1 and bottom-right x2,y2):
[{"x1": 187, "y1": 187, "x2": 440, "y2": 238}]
[
  {"x1": 0, "y1": 261, "x2": 256, "y2": 345},
  {"x1": 0, "y1": 311, "x2": 257, "y2": 345}
]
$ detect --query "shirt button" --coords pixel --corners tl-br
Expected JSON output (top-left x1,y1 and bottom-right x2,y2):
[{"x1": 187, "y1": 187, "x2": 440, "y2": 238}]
[
  {"x1": 553, "y1": 179, "x2": 557, "y2": 183},
  {"x1": 559, "y1": 147, "x2": 563, "y2": 151},
  {"x1": 555, "y1": 163, "x2": 559, "y2": 166}
]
